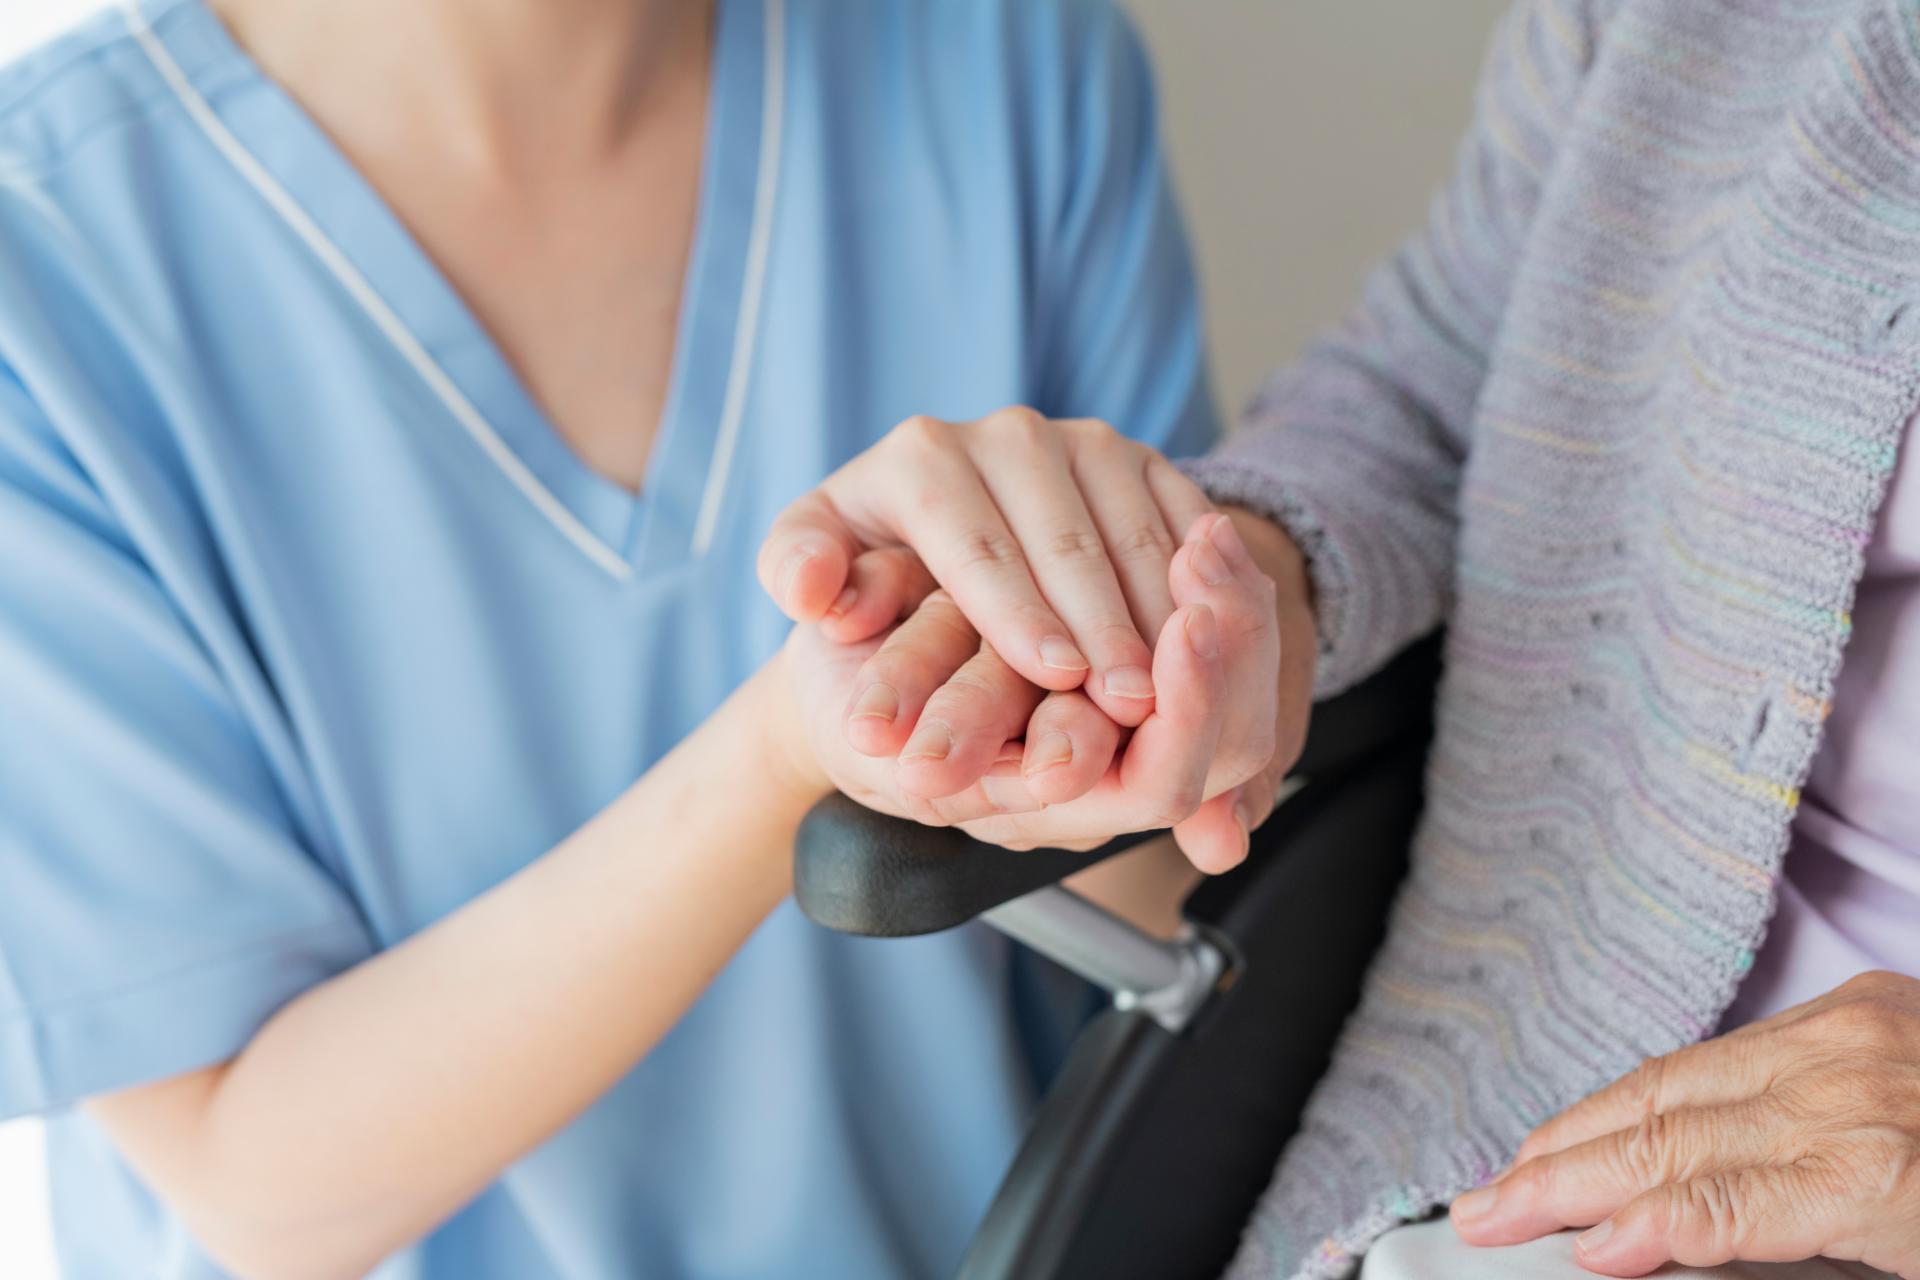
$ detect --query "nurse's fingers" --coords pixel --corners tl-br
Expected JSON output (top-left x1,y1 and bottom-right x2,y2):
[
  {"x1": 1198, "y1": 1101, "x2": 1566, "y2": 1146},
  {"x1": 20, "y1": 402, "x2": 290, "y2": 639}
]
[
  {"x1": 843, "y1": 591, "x2": 980, "y2": 758},
  {"x1": 966, "y1": 414, "x2": 1156, "y2": 727},
  {"x1": 1019, "y1": 689, "x2": 1121, "y2": 807},
  {"x1": 901, "y1": 748, "x2": 1045, "y2": 826},
  {"x1": 896, "y1": 642, "x2": 1046, "y2": 800},
  {"x1": 817, "y1": 547, "x2": 937, "y2": 644},
  {"x1": 759, "y1": 490, "x2": 861, "y2": 622},
  {"x1": 823, "y1": 417, "x2": 1092, "y2": 693},
  {"x1": 1070, "y1": 443, "x2": 1182, "y2": 642},
  {"x1": 1145, "y1": 456, "x2": 1217, "y2": 556}
]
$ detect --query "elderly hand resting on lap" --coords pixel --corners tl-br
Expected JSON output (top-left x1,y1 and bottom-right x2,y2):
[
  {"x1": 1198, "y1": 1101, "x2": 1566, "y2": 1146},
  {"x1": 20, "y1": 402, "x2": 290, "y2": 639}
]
[
  {"x1": 1447, "y1": 970, "x2": 1920, "y2": 1279},
  {"x1": 762, "y1": 406, "x2": 1316, "y2": 874}
]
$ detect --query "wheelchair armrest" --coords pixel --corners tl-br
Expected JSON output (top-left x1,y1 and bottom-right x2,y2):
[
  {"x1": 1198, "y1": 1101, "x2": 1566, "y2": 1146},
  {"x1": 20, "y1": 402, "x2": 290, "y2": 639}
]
[
  {"x1": 793, "y1": 633, "x2": 1442, "y2": 940},
  {"x1": 794, "y1": 800, "x2": 1160, "y2": 938}
]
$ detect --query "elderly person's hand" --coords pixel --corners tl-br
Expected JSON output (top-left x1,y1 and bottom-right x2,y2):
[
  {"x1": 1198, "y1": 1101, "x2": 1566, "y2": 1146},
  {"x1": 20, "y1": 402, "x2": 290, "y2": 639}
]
[
  {"x1": 1449, "y1": 970, "x2": 1920, "y2": 1278},
  {"x1": 780, "y1": 514, "x2": 1298, "y2": 869}
]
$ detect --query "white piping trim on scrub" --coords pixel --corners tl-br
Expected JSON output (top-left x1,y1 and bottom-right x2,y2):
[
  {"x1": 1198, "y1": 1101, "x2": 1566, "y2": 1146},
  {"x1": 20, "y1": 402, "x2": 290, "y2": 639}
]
[
  {"x1": 689, "y1": 0, "x2": 786, "y2": 558},
  {"x1": 119, "y1": 0, "x2": 636, "y2": 582}
]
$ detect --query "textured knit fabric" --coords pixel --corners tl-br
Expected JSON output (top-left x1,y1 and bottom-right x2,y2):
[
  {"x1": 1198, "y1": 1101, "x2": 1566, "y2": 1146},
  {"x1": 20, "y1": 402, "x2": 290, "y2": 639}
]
[
  {"x1": 1719, "y1": 424, "x2": 1920, "y2": 1029},
  {"x1": 1181, "y1": 2, "x2": 1920, "y2": 1276}
]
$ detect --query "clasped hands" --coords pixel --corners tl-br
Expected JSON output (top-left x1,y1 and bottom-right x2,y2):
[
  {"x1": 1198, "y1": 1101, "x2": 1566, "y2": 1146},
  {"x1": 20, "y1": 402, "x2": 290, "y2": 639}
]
[{"x1": 760, "y1": 407, "x2": 1316, "y2": 873}]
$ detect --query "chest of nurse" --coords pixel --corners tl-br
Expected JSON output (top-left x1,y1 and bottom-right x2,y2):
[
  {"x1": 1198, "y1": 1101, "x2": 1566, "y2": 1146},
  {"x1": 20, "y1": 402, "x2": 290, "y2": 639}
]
[{"x1": 1, "y1": 149, "x2": 1034, "y2": 948}]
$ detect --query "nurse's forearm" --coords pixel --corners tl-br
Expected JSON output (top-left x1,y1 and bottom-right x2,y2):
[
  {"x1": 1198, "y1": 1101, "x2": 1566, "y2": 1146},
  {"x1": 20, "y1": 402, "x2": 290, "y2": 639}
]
[{"x1": 88, "y1": 655, "x2": 830, "y2": 1280}]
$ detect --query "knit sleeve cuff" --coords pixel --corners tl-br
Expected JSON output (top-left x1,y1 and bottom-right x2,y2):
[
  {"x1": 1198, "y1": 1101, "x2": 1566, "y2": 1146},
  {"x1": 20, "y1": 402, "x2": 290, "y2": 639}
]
[{"x1": 1175, "y1": 445, "x2": 1459, "y2": 706}]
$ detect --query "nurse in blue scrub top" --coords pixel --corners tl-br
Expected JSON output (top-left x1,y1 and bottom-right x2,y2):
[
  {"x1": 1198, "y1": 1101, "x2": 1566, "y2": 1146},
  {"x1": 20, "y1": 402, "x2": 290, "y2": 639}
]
[{"x1": 0, "y1": 0, "x2": 1290, "y2": 1276}]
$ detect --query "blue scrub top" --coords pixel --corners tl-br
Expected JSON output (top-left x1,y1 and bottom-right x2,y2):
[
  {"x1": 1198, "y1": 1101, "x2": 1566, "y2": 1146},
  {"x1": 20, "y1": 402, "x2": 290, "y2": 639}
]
[{"x1": 0, "y1": 0, "x2": 1215, "y2": 1275}]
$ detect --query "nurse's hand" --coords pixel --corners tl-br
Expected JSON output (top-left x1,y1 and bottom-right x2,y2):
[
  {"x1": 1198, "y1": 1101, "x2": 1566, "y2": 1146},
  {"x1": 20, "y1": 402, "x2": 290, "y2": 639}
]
[
  {"x1": 782, "y1": 515, "x2": 1299, "y2": 872},
  {"x1": 759, "y1": 408, "x2": 1216, "y2": 728},
  {"x1": 1449, "y1": 970, "x2": 1920, "y2": 1279}
]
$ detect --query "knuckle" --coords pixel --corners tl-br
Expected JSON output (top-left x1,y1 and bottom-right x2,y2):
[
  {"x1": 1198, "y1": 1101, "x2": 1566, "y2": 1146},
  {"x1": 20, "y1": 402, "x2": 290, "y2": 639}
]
[
  {"x1": 1066, "y1": 418, "x2": 1125, "y2": 458},
  {"x1": 893, "y1": 414, "x2": 948, "y2": 454},
  {"x1": 929, "y1": 674, "x2": 1001, "y2": 721},
  {"x1": 1673, "y1": 1176, "x2": 1739, "y2": 1251},
  {"x1": 1089, "y1": 619, "x2": 1147, "y2": 655},
  {"x1": 1625, "y1": 1056, "x2": 1671, "y2": 1118},
  {"x1": 1511, "y1": 1134, "x2": 1547, "y2": 1169},
  {"x1": 1821, "y1": 997, "x2": 1906, "y2": 1051},
  {"x1": 956, "y1": 529, "x2": 1026, "y2": 574},
  {"x1": 1622, "y1": 1111, "x2": 1681, "y2": 1184},
  {"x1": 1842, "y1": 970, "x2": 1904, "y2": 997},
  {"x1": 903, "y1": 795, "x2": 951, "y2": 827},
  {"x1": 1041, "y1": 524, "x2": 1107, "y2": 565},
  {"x1": 1112, "y1": 518, "x2": 1176, "y2": 564},
  {"x1": 1515, "y1": 1155, "x2": 1559, "y2": 1203},
  {"x1": 985, "y1": 405, "x2": 1049, "y2": 445}
]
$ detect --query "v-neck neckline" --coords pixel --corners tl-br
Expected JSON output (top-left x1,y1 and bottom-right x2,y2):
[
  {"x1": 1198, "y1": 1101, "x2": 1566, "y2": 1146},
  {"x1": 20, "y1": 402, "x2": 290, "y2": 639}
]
[{"x1": 128, "y1": 0, "x2": 782, "y2": 580}]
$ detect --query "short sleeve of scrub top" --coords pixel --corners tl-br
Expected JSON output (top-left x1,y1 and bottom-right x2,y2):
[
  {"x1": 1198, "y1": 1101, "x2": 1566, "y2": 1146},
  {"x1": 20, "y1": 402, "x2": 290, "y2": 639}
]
[{"x1": 0, "y1": 0, "x2": 1216, "y2": 1277}]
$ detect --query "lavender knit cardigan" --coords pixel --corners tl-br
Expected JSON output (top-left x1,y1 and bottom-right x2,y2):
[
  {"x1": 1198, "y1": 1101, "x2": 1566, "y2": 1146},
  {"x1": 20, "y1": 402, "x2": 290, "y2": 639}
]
[{"x1": 1181, "y1": 2, "x2": 1917, "y2": 1276}]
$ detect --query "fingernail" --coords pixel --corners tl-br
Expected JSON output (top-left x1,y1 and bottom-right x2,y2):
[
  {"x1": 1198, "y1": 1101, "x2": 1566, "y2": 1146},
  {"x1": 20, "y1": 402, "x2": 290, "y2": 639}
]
[
  {"x1": 1025, "y1": 730, "x2": 1074, "y2": 775},
  {"x1": 1184, "y1": 605, "x2": 1219, "y2": 660},
  {"x1": 1576, "y1": 1219, "x2": 1613, "y2": 1254},
  {"x1": 849, "y1": 683, "x2": 899, "y2": 724},
  {"x1": 1452, "y1": 1185, "x2": 1498, "y2": 1223},
  {"x1": 1190, "y1": 537, "x2": 1231, "y2": 586},
  {"x1": 1210, "y1": 515, "x2": 1249, "y2": 565},
  {"x1": 1102, "y1": 664, "x2": 1155, "y2": 700},
  {"x1": 1038, "y1": 636, "x2": 1089, "y2": 673},
  {"x1": 826, "y1": 585, "x2": 858, "y2": 619},
  {"x1": 902, "y1": 720, "x2": 953, "y2": 763}
]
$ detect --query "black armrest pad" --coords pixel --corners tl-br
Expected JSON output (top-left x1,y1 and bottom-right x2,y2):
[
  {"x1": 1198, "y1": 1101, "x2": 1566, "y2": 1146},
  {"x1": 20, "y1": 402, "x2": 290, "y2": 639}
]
[{"x1": 795, "y1": 798, "x2": 1158, "y2": 938}]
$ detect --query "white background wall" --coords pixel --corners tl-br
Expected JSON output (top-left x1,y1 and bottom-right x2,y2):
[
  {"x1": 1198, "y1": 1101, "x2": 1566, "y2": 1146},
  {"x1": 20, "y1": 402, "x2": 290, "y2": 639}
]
[{"x1": 0, "y1": 1, "x2": 1502, "y2": 1274}]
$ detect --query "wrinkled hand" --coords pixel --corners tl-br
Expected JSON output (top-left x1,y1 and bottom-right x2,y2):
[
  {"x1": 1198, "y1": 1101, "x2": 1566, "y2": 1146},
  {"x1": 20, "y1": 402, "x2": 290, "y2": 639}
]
[
  {"x1": 782, "y1": 515, "x2": 1290, "y2": 869},
  {"x1": 1450, "y1": 970, "x2": 1920, "y2": 1278}
]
